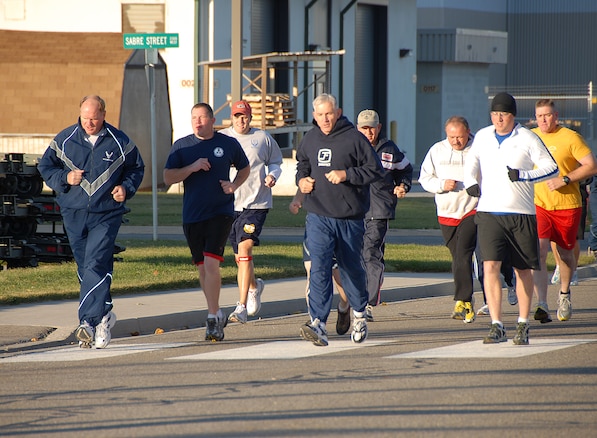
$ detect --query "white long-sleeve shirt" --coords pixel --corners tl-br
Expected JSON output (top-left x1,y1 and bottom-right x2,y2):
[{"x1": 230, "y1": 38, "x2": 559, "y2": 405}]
[
  {"x1": 221, "y1": 126, "x2": 283, "y2": 211},
  {"x1": 419, "y1": 138, "x2": 478, "y2": 220},
  {"x1": 464, "y1": 123, "x2": 558, "y2": 215}
]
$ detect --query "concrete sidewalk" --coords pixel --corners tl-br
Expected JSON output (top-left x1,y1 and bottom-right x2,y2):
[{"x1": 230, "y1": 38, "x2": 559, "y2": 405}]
[{"x1": 0, "y1": 272, "x2": 456, "y2": 352}]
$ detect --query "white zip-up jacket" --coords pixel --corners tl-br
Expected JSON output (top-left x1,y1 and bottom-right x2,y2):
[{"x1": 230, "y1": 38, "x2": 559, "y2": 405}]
[
  {"x1": 419, "y1": 137, "x2": 478, "y2": 220},
  {"x1": 464, "y1": 123, "x2": 558, "y2": 215}
]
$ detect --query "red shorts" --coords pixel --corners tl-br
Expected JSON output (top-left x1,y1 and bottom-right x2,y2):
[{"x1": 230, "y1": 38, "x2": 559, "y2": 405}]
[{"x1": 535, "y1": 205, "x2": 581, "y2": 250}]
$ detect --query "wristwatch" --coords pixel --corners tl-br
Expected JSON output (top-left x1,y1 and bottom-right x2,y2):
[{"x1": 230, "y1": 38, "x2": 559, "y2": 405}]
[{"x1": 562, "y1": 176, "x2": 571, "y2": 185}]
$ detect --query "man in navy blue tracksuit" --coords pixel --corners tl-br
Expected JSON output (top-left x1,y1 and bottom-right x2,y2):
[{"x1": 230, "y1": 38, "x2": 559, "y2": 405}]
[
  {"x1": 296, "y1": 93, "x2": 383, "y2": 346},
  {"x1": 357, "y1": 110, "x2": 413, "y2": 321},
  {"x1": 38, "y1": 95, "x2": 144, "y2": 349}
]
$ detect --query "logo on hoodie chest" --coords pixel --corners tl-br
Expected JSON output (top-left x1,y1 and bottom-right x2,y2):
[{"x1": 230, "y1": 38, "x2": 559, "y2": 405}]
[{"x1": 317, "y1": 148, "x2": 332, "y2": 167}]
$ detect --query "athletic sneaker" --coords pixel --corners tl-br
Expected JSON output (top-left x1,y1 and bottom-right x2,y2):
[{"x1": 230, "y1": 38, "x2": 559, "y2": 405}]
[
  {"x1": 570, "y1": 271, "x2": 578, "y2": 286},
  {"x1": 588, "y1": 247, "x2": 597, "y2": 259},
  {"x1": 512, "y1": 322, "x2": 530, "y2": 345},
  {"x1": 300, "y1": 318, "x2": 328, "y2": 346},
  {"x1": 228, "y1": 302, "x2": 248, "y2": 324},
  {"x1": 336, "y1": 306, "x2": 351, "y2": 335},
  {"x1": 534, "y1": 303, "x2": 552, "y2": 324},
  {"x1": 365, "y1": 304, "x2": 374, "y2": 322},
  {"x1": 477, "y1": 304, "x2": 490, "y2": 316},
  {"x1": 351, "y1": 317, "x2": 368, "y2": 343},
  {"x1": 483, "y1": 323, "x2": 507, "y2": 344},
  {"x1": 94, "y1": 311, "x2": 117, "y2": 349},
  {"x1": 451, "y1": 300, "x2": 465, "y2": 320},
  {"x1": 75, "y1": 321, "x2": 95, "y2": 348},
  {"x1": 557, "y1": 292, "x2": 572, "y2": 321},
  {"x1": 550, "y1": 265, "x2": 560, "y2": 284},
  {"x1": 507, "y1": 285, "x2": 518, "y2": 305},
  {"x1": 247, "y1": 278, "x2": 264, "y2": 316},
  {"x1": 463, "y1": 301, "x2": 475, "y2": 323},
  {"x1": 205, "y1": 311, "x2": 227, "y2": 342}
]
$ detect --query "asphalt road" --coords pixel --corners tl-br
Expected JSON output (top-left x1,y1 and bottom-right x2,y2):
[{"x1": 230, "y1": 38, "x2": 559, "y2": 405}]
[{"x1": 1, "y1": 283, "x2": 596, "y2": 437}]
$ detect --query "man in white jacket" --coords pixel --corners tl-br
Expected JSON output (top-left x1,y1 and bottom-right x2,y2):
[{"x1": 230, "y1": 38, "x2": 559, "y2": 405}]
[
  {"x1": 420, "y1": 116, "x2": 478, "y2": 323},
  {"x1": 464, "y1": 92, "x2": 558, "y2": 346}
]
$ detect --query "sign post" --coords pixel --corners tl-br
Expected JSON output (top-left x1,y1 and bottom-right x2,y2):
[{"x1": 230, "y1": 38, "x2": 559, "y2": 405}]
[{"x1": 123, "y1": 33, "x2": 179, "y2": 241}]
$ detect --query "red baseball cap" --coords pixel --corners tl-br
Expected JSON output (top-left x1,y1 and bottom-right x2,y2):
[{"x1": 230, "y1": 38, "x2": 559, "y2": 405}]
[{"x1": 231, "y1": 100, "x2": 252, "y2": 117}]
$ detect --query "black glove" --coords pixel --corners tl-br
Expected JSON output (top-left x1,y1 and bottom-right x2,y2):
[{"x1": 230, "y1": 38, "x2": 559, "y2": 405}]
[
  {"x1": 466, "y1": 184, "x2": 481, "y2": 197},
  {"x1": 507, "y1": 166, "x2": 520, "y2": 182}
]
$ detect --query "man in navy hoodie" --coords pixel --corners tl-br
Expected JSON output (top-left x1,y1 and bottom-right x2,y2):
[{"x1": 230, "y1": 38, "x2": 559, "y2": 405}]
[{"x1": 296, "y1": 93, "x2": 383, "y2": 346}]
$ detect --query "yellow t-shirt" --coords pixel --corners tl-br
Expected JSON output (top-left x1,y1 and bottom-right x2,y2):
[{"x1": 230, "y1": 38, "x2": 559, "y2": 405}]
[{"x1": 532, "y1": 126, "x2": 592, "y2": 210}]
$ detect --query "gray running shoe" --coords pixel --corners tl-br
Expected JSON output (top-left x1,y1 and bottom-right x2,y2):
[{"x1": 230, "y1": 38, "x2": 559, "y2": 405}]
[
  {"x1": 351, "y1": 317, "x2": 368, "y2": 343},
  {"x1": 95, "y1": 311, "x2": 117, "y2": 349},
  {"x1": 75, "y1": 321, "x2": 95, "y2": 348},
  {"x1": 557, "y1": 292, "x2": 572, "y2": 321},
  {"x1": 228, "y1": 302, "x2": 248, "y2": 324},
  {"x1": 300, "y1": 318, "x2": 328, "y2": 346},
  {"x1": 570, "y1": 271, "x2": 578, "y2": 286},
  {"x1": 336, "y1": 306, "x2": 351, "y2": 335},
  {"x1": 483, "y1": 323, "x2": 507, "y2": 344},
  {"x1": 534, "y1": 303, "x2": 552, "y2": 324},
  {"x1": 512, "y1": 321, "x2": 530, "y2": 345},
  {"x1": 507, "y1": 285, "x2": 518, "y2": 305},
  {"x1": 205, "y1": 311, "x2": 227, "y2": 342}
]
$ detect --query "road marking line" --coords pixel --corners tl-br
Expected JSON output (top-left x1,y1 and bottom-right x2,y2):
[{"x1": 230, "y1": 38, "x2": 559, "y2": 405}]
[
  {"x1": 387, "y1": 338, "x2": 596, "y2": 359},
  {"x1": 0, "y1": 343, "x2": 193, "y2": 363},
  {"x1": 168, "y1": 339, "x2": 393, "y2": 361}
]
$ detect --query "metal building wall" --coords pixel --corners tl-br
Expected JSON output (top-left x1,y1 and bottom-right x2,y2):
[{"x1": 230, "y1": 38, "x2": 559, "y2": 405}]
[{"x1": 506, "y1": 0, "x2": 597, "y2": 86}]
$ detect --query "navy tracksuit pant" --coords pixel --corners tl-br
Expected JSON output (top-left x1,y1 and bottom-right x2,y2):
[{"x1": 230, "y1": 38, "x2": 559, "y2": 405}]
[
  {"x1": 305, "y1": 212, "x2": 368, "y2": 323},
  {"x1": 363, "y1": 218, "x2": 389, "y2": 306},
  {"x1": 62, "y1": 208, "x2": 122, "y2": 327}
]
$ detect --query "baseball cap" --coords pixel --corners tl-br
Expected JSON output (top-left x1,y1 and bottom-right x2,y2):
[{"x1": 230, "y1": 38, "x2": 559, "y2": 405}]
[
  {"x1": 357, "y1": 109, "x2": 379, "y2": 128},
  {"x1": 231, "y1": 100, "x2": 252, "y2": 117}
]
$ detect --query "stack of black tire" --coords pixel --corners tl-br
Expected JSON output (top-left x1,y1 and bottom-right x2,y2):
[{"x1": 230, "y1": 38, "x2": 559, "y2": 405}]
[{"x1": 0, "y1": 153, "x2": 125, "y2": 269}]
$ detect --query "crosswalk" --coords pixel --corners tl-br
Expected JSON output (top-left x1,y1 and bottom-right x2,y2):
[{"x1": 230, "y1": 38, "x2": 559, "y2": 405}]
[{"x1": 1, "y1": 337, "x2": 594, "y2": 363}]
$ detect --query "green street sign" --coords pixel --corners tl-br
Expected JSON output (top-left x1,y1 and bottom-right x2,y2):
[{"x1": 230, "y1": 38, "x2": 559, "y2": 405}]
[{"x1": 123, "y1": 33, "x2": 179, "y2": 49}]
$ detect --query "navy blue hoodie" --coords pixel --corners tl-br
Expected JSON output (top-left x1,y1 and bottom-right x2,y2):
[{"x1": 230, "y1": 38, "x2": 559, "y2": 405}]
[{"x1": 296, "y1": 116, "x2": 383, "y2": 219}]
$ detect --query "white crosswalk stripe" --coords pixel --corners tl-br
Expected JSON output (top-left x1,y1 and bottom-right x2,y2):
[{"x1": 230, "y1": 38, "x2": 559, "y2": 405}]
[
  {"x1": 1, "y1": 337, "x2": 594, "y2": 363},
  {"x1": 388, "y1": 338, "x2": 596, "y2": 359},
  {"x1": 168, "y1": 339, "x2": 393, "y2": 361},
  {"x1": 0, "y1": 343, "x2": 192, "y2": 363}
]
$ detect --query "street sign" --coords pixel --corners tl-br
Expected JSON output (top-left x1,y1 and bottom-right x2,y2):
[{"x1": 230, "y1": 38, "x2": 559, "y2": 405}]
[
  {"x1": 123, "y1": 33, "x2": 179, "y2": 49},
  {"x1": 122, "y1": 33, "x2": 180, "y2": 240}
]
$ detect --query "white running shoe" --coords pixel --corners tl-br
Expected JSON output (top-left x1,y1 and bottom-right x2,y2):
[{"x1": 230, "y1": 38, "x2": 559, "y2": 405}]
[
  {"x1": 550, "y1": 265, "x2": 560, "y2": 284},
  {"x1": 351, "y1": 317, "x2": 368, "y2": 343},
  {"x1": 247, "y1": 278, "x2": 264, "y2": 316},
  {"x1": 228, "y1": 302, "x2": 248, "y2": 324},
  {"x1": 94, "y1": 311, "x2": 117, "y2": 349},
  {"x1": 300, "y1": 318, "x2": 328, "y2": 346},
  {"x1": 477, "y1": 304, "x2": 490, "y2": 316}
]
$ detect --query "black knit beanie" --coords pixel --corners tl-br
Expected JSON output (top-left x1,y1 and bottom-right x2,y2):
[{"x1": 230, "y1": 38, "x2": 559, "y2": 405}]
[{"x1": 491, "y1": 92, "x2": 517, "y2": 116}]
